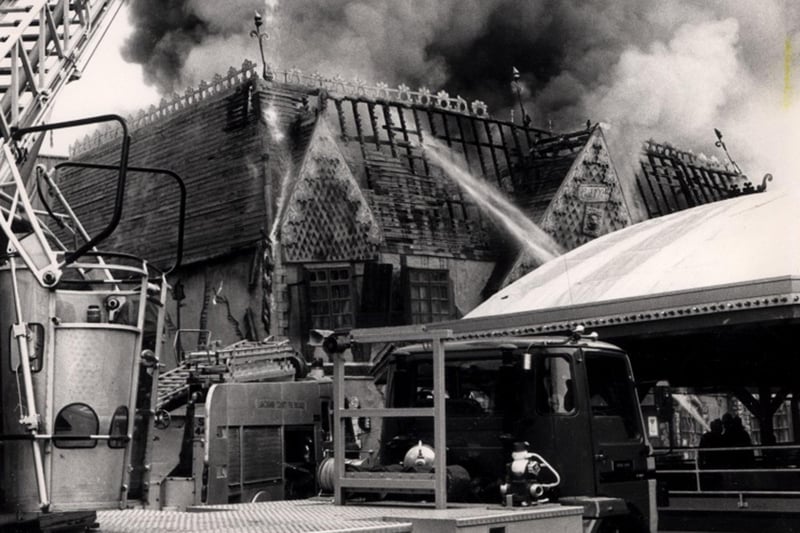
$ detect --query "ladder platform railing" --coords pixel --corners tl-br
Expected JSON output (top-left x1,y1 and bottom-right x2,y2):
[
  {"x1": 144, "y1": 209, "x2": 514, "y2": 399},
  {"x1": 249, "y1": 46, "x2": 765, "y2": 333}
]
[{"x1": 331, "y1": 326, "x2": 452, "y2": 508}]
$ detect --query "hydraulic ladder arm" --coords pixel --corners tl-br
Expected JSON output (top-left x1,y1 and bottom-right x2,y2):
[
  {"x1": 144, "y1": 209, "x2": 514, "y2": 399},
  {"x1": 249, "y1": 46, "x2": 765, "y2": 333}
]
[{"x1": 0, "y1": 0, "x2": 125, "y2": 286}]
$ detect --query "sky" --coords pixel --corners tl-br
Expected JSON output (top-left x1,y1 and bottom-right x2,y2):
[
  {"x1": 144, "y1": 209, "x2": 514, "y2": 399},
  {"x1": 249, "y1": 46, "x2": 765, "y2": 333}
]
[
  {"x1": 47, "y1": 6, "x2": 161, "y2": 155},
  {"x1": 45, "y1": 1, "x2": 800, "y2": 195}
]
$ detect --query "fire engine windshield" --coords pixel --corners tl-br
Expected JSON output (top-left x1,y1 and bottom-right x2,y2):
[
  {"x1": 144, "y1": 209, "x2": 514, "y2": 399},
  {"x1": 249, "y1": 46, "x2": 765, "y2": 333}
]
[
  {"x1": 409, "y1": 358, "x2": 502, "y2": 415},
  {"x1": 400, "y1": 348, "x2": 578, "y2": 419}
]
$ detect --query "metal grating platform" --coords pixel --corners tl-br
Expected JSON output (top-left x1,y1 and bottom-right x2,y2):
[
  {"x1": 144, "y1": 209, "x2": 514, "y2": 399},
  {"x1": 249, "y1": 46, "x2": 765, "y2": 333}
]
[
  {"x1": 95, "y1": 499, "x2": 582, "y2": 532},
  {"x1": 97, "y1": 500, "x2": 411, "y2": 533}
]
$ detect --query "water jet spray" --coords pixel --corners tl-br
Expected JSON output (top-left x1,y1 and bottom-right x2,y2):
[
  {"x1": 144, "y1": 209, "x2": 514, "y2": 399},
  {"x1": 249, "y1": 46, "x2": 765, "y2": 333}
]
[{"x1": 421, "y1": 137, "x2": 563, "y2": 265}]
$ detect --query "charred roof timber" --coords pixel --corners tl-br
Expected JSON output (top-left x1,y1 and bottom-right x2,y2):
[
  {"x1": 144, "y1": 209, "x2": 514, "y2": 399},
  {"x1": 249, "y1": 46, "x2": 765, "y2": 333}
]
[
  {"x1": 70, "y1": 61, "x2": 556, "y2": 157},
  {"x1": 635, "y1": 134, "x2": 772, "y2": 218}
]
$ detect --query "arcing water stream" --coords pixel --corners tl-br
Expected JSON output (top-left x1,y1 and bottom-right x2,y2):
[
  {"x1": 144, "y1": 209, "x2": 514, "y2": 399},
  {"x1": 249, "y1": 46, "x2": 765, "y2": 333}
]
[
  {"x1": 672, "y1": 393, "x2": 711, "y2": 432},
  {"x1": 422, "y1": 137, "x2": 564, "y2": 265}
]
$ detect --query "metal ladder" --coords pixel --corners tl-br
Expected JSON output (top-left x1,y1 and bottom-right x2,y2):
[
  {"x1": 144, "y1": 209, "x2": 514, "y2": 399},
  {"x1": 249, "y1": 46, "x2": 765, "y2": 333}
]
[{"x1": 0, "y1": 0, "x2": 123, "y2": 148}]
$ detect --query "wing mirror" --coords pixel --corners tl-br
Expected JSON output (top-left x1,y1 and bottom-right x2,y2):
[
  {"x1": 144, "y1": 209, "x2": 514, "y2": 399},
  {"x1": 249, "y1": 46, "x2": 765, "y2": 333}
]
[{"x1": 654, "y1": 380, "x2": 674, "y2": 422}]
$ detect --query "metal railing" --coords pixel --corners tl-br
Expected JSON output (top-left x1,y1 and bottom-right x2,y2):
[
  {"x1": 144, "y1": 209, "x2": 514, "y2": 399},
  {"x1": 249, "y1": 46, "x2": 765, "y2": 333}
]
[{"x1": 655, "y1": 443, "x2": 800, "y2": 497}]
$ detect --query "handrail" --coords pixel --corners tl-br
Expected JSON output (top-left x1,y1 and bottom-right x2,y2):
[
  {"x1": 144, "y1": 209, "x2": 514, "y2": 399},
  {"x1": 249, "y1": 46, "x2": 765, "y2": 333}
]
[
  {"x1": 655, "y1": 443, "x2": 800, "y2": 496},
  {"x1": 11, "y1": 114, "x2": 131, "y2": 266},
  {"x1": 660, "y1": 467, "x2": 800, "y2": 474},
  {"x1": 331, "y1": 327, "x2": 453, "y2": 509},
  {"x1": 0, "y1": 249, "x2": 149, "y2": 277},
  {"x1": 655, "y1": 444, "x2": 800, "y2": 452},
  {"x1": 669, "y1": 490, "x2": 800, "y2": 497},
  {"x1": 51, "y1": 162, "x2": 186, "y2": 274}
]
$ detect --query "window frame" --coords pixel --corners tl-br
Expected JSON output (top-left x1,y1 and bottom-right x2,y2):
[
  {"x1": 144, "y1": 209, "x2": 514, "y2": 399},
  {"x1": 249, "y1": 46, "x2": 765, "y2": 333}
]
[
  {"x1": 53, "y1": 402, "x2": 99, "y2": 449},
  {"x1": 305, "y1": 264, "x2": 356, "y2": 330},
  {"x1": 584, "y1": 350, "x2": 643, "y2": 441},
  {"x1": 407, "y1": 357, "x2": 506, "y2": 416},
  {"x1": 403, "y1": 267, "x2": 452, "y2": 325},
  {"x1": 534, "y1": 354, "x2": 577, "y2": 417}
]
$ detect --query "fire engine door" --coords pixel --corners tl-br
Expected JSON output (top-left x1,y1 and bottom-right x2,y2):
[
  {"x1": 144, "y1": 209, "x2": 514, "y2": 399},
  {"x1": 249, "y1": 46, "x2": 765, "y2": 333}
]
[
  {"x1": 584, "y1": 351, "x2": 649, "y2": 493},
  {"x1": 520, "y1": 350, "x2": 596, "y2": 497}
]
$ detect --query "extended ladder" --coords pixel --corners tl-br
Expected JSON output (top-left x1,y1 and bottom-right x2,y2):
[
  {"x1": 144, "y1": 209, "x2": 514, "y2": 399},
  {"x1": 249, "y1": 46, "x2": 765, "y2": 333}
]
[{"x1": 0, "y1": 0, "x2": 123, "y2": 153}]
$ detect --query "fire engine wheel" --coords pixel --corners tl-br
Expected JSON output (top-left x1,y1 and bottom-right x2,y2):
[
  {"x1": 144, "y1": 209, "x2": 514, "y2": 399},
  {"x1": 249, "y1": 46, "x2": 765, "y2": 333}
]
[
  {"x1": 251, "y1": 490, "x2": 271, "y2": 502},
  {"x1": 154, "y1": 409, "x2": 171, "y2": 429}
]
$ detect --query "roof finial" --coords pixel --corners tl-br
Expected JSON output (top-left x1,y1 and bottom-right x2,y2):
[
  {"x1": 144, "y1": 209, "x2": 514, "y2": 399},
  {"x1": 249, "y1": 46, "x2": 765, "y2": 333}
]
[
  {"x1": 713, "y1": 128, "x2": 742, "y2": 175},
  {"x1": 511, "y1": 67, "x2": 531, "y2": 127},
  {"x1": 250, "y1": 11, "x2": 272, "y2": 81}
]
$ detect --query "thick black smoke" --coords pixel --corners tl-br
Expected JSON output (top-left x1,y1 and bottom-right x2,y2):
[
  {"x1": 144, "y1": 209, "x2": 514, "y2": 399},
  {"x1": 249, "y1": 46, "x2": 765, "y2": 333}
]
[
  {"x1": 122, "y1": 0, "x2": 264, "y2": 93},
  {"x1": 123, "y1": 0, "x2": 658, "y2": 118},
  {"x1": 124, "y1": 0, "x2": 800, "y2": 187}
]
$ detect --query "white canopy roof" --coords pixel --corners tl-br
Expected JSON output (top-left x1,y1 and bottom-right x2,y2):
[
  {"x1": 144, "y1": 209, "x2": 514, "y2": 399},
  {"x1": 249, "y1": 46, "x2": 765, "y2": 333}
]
[{"x1": 469, "y1": 190, "x2": 799, "y2": 318}]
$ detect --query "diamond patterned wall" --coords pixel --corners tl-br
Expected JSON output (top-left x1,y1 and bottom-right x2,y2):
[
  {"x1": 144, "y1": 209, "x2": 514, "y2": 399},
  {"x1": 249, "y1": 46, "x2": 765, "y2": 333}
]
[
  {"x1": 502, "y1": 127, "x2": 632, "y2": 287},
  {"x1": 280, "y1": 121, "x2": 381, "y2": 262}
]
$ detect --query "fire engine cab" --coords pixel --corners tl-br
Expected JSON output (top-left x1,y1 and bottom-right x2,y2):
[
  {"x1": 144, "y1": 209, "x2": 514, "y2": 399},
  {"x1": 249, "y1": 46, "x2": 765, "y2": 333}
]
[{"x1": 319, "y1": 326, "x2": 659, "y2": 533}]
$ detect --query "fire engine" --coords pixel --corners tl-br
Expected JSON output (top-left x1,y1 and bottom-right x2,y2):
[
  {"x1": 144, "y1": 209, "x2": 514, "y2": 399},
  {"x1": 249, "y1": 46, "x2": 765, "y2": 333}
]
[{"x1": 314, "y1": 324, "x2": 661, "y2": 533}]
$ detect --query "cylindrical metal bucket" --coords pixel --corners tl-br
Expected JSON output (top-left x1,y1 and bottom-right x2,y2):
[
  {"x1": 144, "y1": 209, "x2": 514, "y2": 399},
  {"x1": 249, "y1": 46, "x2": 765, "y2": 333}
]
[{"x1": 0, "y1": 258, "x2": 151, "y2": 514}]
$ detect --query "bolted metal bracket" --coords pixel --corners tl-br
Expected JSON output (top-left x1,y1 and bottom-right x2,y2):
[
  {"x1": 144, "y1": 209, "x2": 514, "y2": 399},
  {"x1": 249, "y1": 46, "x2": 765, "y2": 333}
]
[
  {"x1": 737, "y1": 493, "x2": 749, "y2": 509},
  {"x1": 19, "y1": 414, "x2": 39, "y2": 430}
]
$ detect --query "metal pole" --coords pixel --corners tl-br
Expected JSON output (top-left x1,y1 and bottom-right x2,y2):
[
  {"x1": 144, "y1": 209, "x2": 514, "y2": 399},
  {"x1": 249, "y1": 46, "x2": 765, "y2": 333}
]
[
  {"x1": 432, "y1": 335, "x2": 447, "y2": 509},
  {"x1": 119, "y1": 262, "x2": 150, "y2": 507},
  {"x1": 333, "y1": 350, "x2": 346, "y2": 505},
  {"x1": 511, "y1": 67, "x2": 528, "y2": 127},
  {"x1": 141, "y1": 277, "x2": 167, "y2": 507},
  {"x1": 250, "y1": 12, "x2": 270, "y2": 81},
  {"x1": 9, "y1": 258, "x2": 49, "y2": 509}
]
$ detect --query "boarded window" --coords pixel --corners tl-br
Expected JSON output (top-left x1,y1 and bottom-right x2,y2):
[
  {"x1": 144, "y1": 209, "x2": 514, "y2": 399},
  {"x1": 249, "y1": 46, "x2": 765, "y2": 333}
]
[
  {"x1": 358, "y1": 263, "x2": 393, "y2": 327},
  {"x1": 405, "y1": 268, "x2": 451, "y2": 324},
  {"x1": 307, "y1": 266, "x2": 354, "y2": 329}
]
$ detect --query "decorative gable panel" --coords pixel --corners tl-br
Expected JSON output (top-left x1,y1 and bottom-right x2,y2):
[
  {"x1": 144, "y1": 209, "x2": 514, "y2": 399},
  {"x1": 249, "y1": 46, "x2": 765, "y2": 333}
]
[
  {"x1": 501, "y1": 127, "x2": 632, "y2": 287},
  {"x1": 540, "y1": 127, "x2": 632, "y2": 250},
  {"x1": 280, "y1": 121, "x2": 382, "y2": 262}
]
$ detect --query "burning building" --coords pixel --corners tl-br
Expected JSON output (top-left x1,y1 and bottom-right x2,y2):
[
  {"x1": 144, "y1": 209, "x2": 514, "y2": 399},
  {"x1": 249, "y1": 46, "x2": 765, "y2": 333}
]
[{"x1": 54, "y1": 61, "x2": 633, "y2": 362}]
